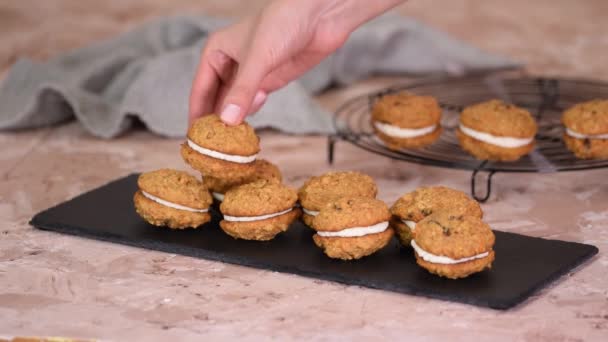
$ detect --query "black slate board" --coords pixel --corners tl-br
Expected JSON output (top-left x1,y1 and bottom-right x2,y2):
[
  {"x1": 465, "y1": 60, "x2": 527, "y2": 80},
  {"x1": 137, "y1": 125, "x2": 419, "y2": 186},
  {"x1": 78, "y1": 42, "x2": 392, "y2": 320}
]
[{"x1": 30, "y1": 174, "x2": 598, "y2": 310}]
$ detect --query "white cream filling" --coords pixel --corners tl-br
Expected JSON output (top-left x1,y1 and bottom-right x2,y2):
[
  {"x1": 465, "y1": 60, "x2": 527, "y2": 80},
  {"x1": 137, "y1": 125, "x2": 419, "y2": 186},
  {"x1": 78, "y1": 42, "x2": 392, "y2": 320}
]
[
  {"x1": 212, "y1": 192, "x2": 225, "y2": 202},
  {"x1": 141, "y1": 191, "x2": 209, "y2": 213},
  {"x1": 565, "y1": 128, "x2": 608, "y2": 140},
  {"x1": 402, "y1": 219, "x2": 417, "y2": 231},
  {"x1": 374, "y1": 121, "x2": 437, "y2": 138},
  {"x1": 411, "y1": 240, "x2": 489, "y2": 265},
  {"x1": 187, "y1": 139, "x2": 257, "y2": 163},
  {"x1": 302, "y1": 208, "x2": 319, "y2": 216},
  {"x1": 223, "y1": 207, "x2": 293, "y2": 222},
  {"x1": 459, "y1": 124, "x2": 533, "y2": 148},
  {"x1": 317, "y1": 221, "x2": 389, "y2": 238}
]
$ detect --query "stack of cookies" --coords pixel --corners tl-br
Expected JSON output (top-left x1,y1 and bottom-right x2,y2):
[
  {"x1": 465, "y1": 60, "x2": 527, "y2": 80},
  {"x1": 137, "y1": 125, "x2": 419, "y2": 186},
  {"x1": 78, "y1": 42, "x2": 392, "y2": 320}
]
[
  {"x1": 134, "y1": 114, "x2": 300, "y2": 238},
  {"x1": 298, "y1": 171, "x2": 393, "y2": 260},
  {"x1": 389, "y1": 186, "x2": 494, "y2": 279}
]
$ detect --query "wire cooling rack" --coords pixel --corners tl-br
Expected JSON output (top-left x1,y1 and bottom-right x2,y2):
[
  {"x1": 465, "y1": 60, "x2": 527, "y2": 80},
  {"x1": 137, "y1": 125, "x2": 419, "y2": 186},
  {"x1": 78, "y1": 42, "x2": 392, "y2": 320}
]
[{"x1": 328, "y1": 76, "x2": 608, "y2": 202}]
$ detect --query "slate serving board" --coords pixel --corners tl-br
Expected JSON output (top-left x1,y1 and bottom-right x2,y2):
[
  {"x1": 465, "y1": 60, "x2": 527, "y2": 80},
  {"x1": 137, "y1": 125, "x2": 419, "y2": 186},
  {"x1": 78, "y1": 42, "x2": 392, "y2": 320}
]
[{"x1": 30, "y1": 174, "x2": 598, "y2": 310}]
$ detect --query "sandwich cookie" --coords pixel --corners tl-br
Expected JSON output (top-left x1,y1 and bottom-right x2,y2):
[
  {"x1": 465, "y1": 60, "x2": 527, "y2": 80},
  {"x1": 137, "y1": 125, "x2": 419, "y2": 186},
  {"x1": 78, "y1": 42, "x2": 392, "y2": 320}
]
[
  {"x1": 457, "y1": 100, "x2": 537, "y2": 161},
  {"x1": 204, "y1": 159, "x2": 282, "y2": 203},
  {"x1": 562, "y1": 99, "x2": 608, "y2": 159},
  {"x1": 181, "y1": 114, "x2": 259, "y2": 180},
  {"x1": 219, "y1": 180, "x2": 301, "y2": 241},
  {"x1": 412, "y1": 212, "x2": 495, "y2": 279},
  {"x1": 390, "y1": 186, "x2": 482, "y2": 247},
  {"x1": 371, "y1": 92, "x2": 442, "y2": 149},
  {"x1": 311, "y1": 197, "x2": 393, "y2": 260},
  {"x1": 134, "y1": 169, "x2": 212, "y2": 229},
  {"x1": 298, "y1": 171, "x2": 377, "y2": 227}
]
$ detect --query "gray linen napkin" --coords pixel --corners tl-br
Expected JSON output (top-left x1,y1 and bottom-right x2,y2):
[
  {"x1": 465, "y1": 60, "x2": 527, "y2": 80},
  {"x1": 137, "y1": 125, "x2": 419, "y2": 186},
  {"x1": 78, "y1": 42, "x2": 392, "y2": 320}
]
[{"x1": 0, "y1": 14, "x2": 518, "y2": 138}]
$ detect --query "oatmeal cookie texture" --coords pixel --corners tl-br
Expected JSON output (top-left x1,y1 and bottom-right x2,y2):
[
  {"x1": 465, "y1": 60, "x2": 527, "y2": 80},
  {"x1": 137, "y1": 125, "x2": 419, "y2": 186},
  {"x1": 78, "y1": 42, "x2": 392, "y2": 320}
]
[
  {"x1": 457, "y1": 99, "x2": 537, "y2": 161},
  {"x1": 134, "y1": 169, "x2": 212, "y2": 229},
  {"x1": 311, "y1": 197, "x2": 393, "y2": 260},
  {"x1": 412, "y1": 212, "x2": 495, "y2": 279},
  {"x1": 204, "y1": 159, "x2": 282, "y2": 197},
  {"x1": 219, "y1": 180, "x2": 300, "y2": 241},
  {"x1": 298, "y1": 171, "x2": 377, "y2": 227},
  {"x1": 181, "y1": 114, "x2": 259, "y2": 179},
  {"x1": 371, "y1": 92, "x2": 442, "y2": 149},
  {"x1": 390, "y1": 186, "x2": 482, "y2": 247},
  {"x1": 562, "y1": 99, "x2": 608, "y2": 159}
]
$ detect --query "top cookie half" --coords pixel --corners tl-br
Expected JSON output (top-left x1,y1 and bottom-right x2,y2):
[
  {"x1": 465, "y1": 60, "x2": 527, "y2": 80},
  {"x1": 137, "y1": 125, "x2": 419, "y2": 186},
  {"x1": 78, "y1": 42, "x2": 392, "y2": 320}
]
[
  {"x1": 371, "y1": 92, "x2": 442, "y2": 128},
  {"x1": 187, "y1": 114, "x2": 260, "y2": 156},
  {"x1": 460, "y1": 100, "x2": 537, "y2": 138},
  {"x1": 298, "y1": 171, "x2": 378, "y2": 211},
  {"x1": 562, "y1": 99, "x2": 608, "y2": 135}
]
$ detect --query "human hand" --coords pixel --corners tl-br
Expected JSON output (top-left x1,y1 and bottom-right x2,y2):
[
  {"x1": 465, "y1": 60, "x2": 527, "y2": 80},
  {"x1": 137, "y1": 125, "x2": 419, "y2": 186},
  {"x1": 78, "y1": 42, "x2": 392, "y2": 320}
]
[{"x1": 189, "y1": 0, "x2": 405, "y2": 125}]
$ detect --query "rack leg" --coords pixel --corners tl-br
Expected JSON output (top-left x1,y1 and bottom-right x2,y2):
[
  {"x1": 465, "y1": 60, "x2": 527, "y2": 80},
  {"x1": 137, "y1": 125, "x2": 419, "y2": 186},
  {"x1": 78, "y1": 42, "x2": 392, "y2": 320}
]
[
  {"x1": 327, "y1": 135, "x2": 336, "y2": 165},
  {"x1": 471, "y1": 168, "x2": 496, "y2": 203}
]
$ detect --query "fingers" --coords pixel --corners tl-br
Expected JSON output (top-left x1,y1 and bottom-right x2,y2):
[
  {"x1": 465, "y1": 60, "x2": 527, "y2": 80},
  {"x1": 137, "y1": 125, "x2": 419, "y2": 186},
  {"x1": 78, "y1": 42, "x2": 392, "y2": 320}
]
[
  {"x1": 218, "y1": 52, "x2": 271, "y2": 125},
  {"x1": 188, "y1": 44, "x2": 236, "y2": 126}
]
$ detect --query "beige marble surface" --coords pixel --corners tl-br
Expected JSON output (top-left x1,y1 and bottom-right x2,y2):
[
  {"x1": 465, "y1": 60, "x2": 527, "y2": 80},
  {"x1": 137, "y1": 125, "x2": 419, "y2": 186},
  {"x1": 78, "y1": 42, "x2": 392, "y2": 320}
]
[{"x1": 1, "y1": 1, "x2": 608, "y2": 341}]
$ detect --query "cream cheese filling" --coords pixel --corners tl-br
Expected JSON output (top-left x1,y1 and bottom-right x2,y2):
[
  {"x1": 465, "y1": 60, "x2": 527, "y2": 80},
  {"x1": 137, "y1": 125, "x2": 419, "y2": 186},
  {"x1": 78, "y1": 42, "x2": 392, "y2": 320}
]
[
  {"x1": 187, "y1": 139, "x2": 257, "y2": 163},
  {"x1": 302, "y1": 208, "x2": 319, "y2": 216},
  {"x1": 459, "y1": 124, "x2": 533, "y2": 148},
  {"x1": 410, "y1": 240, "x2": 489, "y2": 264},
  {"x1": 223, "y1": 207, "x2": 293, "y2": 222},
  {"x1": 565, "y1": 128, "x2": 608, "y2": 140},
  {"x1": 374, "y1": 121, "x2": 437, "y2": 138},
  {"x1": 317, "y1": 221, "x2": 389, "y2": 238},
  {"x1": 212, "y1": 192, "x2": 225, "y2": 202},
  {"x1": 141, "y1": 191, "x2": 209, "y2": 213},
  {"x1": 402, "y1": 219, "x2": 417, "y2": 231}
]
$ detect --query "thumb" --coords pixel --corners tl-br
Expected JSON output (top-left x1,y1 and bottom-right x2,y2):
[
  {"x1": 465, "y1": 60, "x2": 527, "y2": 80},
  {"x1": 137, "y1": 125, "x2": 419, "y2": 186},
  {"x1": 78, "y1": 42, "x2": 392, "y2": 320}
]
[{"x1": 219, "y1": 56, "x2": 269, "y2": 125}]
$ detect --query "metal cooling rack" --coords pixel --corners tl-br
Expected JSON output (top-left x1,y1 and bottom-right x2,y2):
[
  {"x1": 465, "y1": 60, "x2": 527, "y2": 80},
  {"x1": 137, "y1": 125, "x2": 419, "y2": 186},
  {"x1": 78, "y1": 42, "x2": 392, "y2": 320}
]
[{"x1": 328, "y1": 76, "x2": 608, "y2": 202}]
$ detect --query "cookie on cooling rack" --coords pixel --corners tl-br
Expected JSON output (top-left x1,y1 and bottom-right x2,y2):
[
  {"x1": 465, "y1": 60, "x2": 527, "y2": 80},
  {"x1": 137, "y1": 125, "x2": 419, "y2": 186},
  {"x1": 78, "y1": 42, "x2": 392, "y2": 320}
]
[
  {"x1": 411, "y1": 212, "x2": 495, "y2": 279},
  {"x1": 181, "y1": 114, "x2": 259, "y2": 180},
  {"x1": 390, "y1": 186, "x2": 482, "y2": 248},
  {"x1": 457, "y1": 100, "x2": 537, "y2": 161},
  {"x1": 561, "y1": 99, "x2": 608, "y2": 159},
  {"x1": 311, "y1": 197, "x2": 393, "y2": 260},
  {"x1": 134, "y1": 169, "x2": 212, "y2": 229},
  {"x1": 298, "y1": 171, "x2": 378, "y2": 227},
  {"x1": 219, "y1": 180, "x2": 300, "y2": 241},
  {"x1": 371, "y1": 92, "x2": 442, "y2": 149},
  {"x1": 203, "y1": 159, "x2": 282, "y2": 202}
]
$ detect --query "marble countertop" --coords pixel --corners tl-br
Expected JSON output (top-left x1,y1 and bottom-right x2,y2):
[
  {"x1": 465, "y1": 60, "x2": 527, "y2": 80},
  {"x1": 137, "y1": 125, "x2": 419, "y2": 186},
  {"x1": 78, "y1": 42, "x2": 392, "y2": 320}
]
[{"x1": 1, "y1": 1, "x2": 607, "y2": 341}]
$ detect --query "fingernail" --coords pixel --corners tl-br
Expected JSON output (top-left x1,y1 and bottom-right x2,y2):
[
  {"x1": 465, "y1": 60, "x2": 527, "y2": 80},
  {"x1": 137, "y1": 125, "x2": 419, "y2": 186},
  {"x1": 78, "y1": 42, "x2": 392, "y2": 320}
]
[
  {"x1": 251, "y1": 91, "x2": 267, "y2": 111},
  {"x1": 220, "y1": 104, "x2": 242, "y2": 125}
]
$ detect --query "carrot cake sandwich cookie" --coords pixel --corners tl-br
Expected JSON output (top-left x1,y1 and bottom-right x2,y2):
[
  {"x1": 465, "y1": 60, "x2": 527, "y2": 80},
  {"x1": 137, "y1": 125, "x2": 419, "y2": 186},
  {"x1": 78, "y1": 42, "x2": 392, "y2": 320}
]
[
  {"x1": 562, "y1": 99, "x2": 608, "y2": 159},
  {"x1": 181, "y1": 114, "x2": 259, "y2": 179},
  {"x1": 134, "y1": 169, "x2": 212, "y2": 229},
  {"x1": 204, "y1": 159, "x2": 282, "y2": 203},
  {"x1": 298, "y1": 171, "x2": 377, "y2": 227},
  {"x1": 390, "y1": 186, "x2": 482, "y2": 247},
  {"x1": 411, "y1": 212, "x2": 495, "y2": 279},
  {"x1": 371, "y1": 92, "x2": 442, "y2": 149},
  {"x1": 457, "y1": 100, "x2": 537, "y2": 161},
  {"x1": 219, "y1": 180, "x2": 301, "y2": 241},
  {"x1": 311, "y1": 197, "x2": 393, "y2": 260}
]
